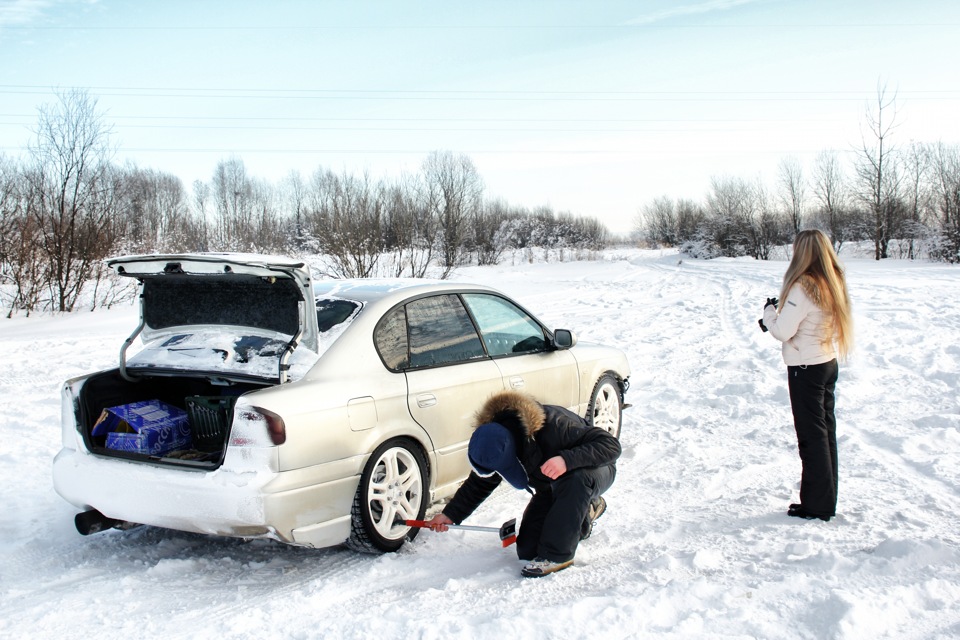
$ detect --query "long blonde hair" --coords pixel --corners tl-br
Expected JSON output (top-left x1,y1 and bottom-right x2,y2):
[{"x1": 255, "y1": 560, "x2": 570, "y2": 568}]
[{"x1": 780, "y1": 229, "x2": 853, "y2": 361}]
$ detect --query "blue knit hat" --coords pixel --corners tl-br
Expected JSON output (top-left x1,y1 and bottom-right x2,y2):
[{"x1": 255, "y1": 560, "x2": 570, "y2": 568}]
[{"x1": 468, "y1": 422, "x2": 529, "y2": 490}]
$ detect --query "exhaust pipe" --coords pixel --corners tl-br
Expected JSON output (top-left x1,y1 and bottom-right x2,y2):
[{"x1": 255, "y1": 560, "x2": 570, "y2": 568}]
[{"x1": 75, "y1": 509, "x2": 127, "y2": 536}]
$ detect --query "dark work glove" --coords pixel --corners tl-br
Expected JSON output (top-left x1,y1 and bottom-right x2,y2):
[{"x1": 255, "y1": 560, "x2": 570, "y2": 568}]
[
  {"x1": 758, "y1": 318, "x2": 768, "y2": 333},
  {"x1": 765, "y1": 297, "x2": 779, "y2": 309}
]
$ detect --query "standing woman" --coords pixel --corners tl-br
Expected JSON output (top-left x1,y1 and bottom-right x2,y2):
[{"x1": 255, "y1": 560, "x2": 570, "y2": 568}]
[{"x1": 763, "y1": 229, "x2": 853, "y2": 522}]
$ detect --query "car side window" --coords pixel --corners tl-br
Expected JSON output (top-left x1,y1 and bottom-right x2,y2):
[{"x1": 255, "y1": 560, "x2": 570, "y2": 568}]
[
  {"x1": 375, "y1": 306, "x2": 409, "y2": 371},
  {"x1": 405, "y1": 294, "x2": 486, "y2": 368},
  {"x1": 461, "y1": 293, "x2": 547, "y2": 356}
]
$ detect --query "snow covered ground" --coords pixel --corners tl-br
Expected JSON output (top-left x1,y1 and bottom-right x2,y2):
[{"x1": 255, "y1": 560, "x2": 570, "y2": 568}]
[{"x1": 1, "y1": 249, "x2": 958, "y2": 639}]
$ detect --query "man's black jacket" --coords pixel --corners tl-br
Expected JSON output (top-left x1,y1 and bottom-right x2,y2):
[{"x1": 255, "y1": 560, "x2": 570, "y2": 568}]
[{"x1": 442, "y1": 390, "x2": 621, "y2": 524}]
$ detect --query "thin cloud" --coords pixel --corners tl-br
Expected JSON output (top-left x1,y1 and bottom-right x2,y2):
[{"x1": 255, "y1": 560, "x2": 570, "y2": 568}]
[
  {"x1": 0, "y1": 0, "x2": 52, "y2": 26},
  {"x1": 627, "y1": 0, "x2": 767, "y2": 26},
  {"x1": 0, "y1": 0, "x2": 98, "y2": 27}
]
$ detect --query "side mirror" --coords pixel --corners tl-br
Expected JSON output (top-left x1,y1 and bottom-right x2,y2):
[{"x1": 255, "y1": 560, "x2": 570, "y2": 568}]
[{"x1": 552, "y1": 329, "x2": 577, "y2": 349}]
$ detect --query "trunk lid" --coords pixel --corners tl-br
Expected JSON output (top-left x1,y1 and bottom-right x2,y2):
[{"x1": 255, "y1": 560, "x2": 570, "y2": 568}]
[{"x1": 109, "y1": 253, "x2": 320, "y2": 383}]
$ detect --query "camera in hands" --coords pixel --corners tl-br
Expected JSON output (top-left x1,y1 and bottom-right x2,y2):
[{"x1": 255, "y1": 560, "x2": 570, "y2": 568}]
[{"x1": 758, "y1": 297, "x2": 778, "y2": 332}]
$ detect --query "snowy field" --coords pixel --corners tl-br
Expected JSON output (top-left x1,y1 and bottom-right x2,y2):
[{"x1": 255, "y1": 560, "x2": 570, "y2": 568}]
[{"x1": 1, "y1": 249, "x2": 958, "y2": 639}]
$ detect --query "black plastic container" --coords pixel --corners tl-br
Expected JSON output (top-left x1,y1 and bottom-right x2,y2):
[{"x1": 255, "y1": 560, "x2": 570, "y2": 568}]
[{"x1": 185, "y1": 396, "x2": 237, "y2": 452}]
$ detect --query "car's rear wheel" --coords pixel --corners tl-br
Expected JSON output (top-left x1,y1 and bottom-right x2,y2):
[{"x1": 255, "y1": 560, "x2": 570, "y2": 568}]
[
  {"x1": 346, "y1": 438, "x2": 427, "y2": 553},
  {"x1": 588, "y1": 374, "x2": 622, "y2": 438}
]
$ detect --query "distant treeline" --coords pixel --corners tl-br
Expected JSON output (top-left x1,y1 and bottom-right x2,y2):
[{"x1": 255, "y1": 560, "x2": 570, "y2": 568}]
[
  {"x1": 4, "y1": 87, "x2": 958, "y2": 317},
  {"x1": 635, "y1": 87, "x2": 960, "y2": 264},
  {"x1": 0, "y1": 89, "x2": 609, "y2": 316}
]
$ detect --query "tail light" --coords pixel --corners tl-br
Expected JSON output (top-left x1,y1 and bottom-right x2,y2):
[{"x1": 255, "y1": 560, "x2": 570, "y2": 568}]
[{"x1": 230, "y1": 406, "x2": 286, "y2": 447}]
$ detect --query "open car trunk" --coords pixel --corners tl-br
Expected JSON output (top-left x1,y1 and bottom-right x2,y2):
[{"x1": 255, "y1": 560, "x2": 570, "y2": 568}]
[
  {"x1": 72, "y1": 369, "x2": 271, "y2": 469},
  {"x1": 65, "y1": 253, "x2": 323, "y2": 470}
]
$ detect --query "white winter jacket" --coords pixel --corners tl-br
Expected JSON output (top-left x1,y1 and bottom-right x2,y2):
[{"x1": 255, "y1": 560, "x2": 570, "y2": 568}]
[{"x1": 763, "y1": 279, "x2": 837, "y2": 367}]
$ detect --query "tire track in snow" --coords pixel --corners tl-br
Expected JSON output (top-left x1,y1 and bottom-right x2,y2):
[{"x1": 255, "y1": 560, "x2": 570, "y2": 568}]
[
  {"x1": 832, "y1": 268, "x2": 960, "y2": 543},
  {"x1": 0, "y1": 530, "x2": 376, "y2": 635}
]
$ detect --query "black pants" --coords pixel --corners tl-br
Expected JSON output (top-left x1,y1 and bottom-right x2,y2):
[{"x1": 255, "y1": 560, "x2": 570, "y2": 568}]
[
  {"x1": 516, "y1": 464, "x2": 616, "y2": 563},
  {"x1": 787, "y1": 359, "x2": 839, "y2": 517}
]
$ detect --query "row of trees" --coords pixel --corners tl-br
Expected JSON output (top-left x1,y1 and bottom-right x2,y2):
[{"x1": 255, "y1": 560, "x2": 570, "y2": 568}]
[
  {"x1": 5, "y1": 86, "x2": 956, "y2": 317},
  {"x1": 637, "y1": 87, "x2": 960, "y2": 263},
  {"x1": 0, "y1": 90, "x2": 609, "y2": 316}
]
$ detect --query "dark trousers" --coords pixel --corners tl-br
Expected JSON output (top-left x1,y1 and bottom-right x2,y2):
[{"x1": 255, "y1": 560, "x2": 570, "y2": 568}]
[
  {"x1": 788, "y1": 359, "x2": 839, "y2": 517},
  {"x1": 516, "y1": 464, "x2": 616, "y2": 563}
]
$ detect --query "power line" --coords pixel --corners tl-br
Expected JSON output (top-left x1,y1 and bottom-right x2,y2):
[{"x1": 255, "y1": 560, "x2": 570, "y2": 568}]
[
  {"x1": 0, "y1": 86, "x2": 956, "y2": 102},
  {"x1": 1, "y1": 23, "x2": 956, "y2": 30},
  {"x1": 0, "y1": 121, "x2": 844, "y2": 134},
  {"x1": 0, "y1": 113, "x2": 842, "y2": 123},
  {"x1": 2, "y1": 84, "x2": 957, "y2": 96},
  {"x1": 1, "y1": 92, "x2": 956, "y2": 104},
  {"x1": 0, "y1": 145, "x2": 861, "y2": 156}
]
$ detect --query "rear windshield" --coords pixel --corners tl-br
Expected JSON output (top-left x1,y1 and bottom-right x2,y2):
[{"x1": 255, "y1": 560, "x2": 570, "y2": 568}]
[{"x1": 317, "y1": 299, "x2": 360, "y2": 333}]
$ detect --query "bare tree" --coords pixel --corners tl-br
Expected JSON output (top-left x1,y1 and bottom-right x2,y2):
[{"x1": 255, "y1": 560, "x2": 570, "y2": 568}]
[
  {"x1": 929, "y1": 142, "x2": 960, "y2": 228},
  {"x1": 4, "y1": 208, "x2": 47, "y2": 316},
  {"x1": 119, "y1": 165, "x2": 194, "y2": 253},
  {"x1": 305, "y1": 169, "x2": 384, "y2": 278},
  {"x1": 750, "y1": 181, "x2": 787, "y2": 260},
  {"x1": 192, "y1": 179, "x2": 212, "y2": 250},
  {"x1": 703, "y1": 176, "x2": 787, "y2": 260},
  {"x1": 421, "y1": 150, "x2": 483, "y2": 277},
  {"x1": 639, "y1": 196, "x2": 678, "y2": 247},
  {"x1": 211, "y1": 156, "x2": 255, "y2": 250},
  {"x1": 899, "y1": 142, "x2": 932, "y2": 258},
  {"x1": 706, "y1": 176, "x2": 754, "y2": 257},
  {"x1": 811, "y1": 150, "x2": 850, "y2": 248},
  {"x1": 25, "y1": 88, "x2": 117, "y2": 312},
  {"x1": 0, "y1": 154, "x2": 18, "y2": 279},
  {"x1": 0, "y1": 156, "x2": 46, "y2": 316},
  {"x1": 556, "y1": 211, "x2": 608, "y2": 256},
  {"x1": 926, "y1": 142, "x2": 960, "y2": 262},
  {"x1": 675, "y1": 199, "x2": 706, "y2": 244},
  {"x1": 382, "y1": 174, "x2": 437, "y2": 277},
  {"x1": 282, "y1": 169, "x2": 308, "y2": 250},
  {"x1": 854, "y1": 82, "x2": 901, "y2": 260},
  {"x1": 383, "y1": 180, "x2": 414, "y2": 276},
  {"x1": 778, "y1": 156, "x2": 805, "y2": 235},
  {"x1": 472, "y1": 198, "x2": 512, "y2": 265},
  {"x1": 154, "y1": 171, "x2": 197, "y2": 251},
  {"x1": 249, "y1": 178, "x2": 284, "y2": 252}
]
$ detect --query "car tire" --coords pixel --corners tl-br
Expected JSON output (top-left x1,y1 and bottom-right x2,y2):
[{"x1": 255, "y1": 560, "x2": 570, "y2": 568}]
[
  {"x1": 588, "y1": 374, "x2": 622, "y2": 438},
  {"x1": 346, "y1": 438, "x2": 428, "y2": 554}
]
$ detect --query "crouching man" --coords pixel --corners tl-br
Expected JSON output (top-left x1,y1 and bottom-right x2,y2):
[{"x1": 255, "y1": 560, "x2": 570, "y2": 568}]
[{"x1": 426, "y1": 390, "x2": 620, "y2": 577}]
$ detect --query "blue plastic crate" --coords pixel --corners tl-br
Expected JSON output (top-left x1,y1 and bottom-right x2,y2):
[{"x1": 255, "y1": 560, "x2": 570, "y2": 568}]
[{"x1": 92, "y1": 400, "x2": 192, "y2": 456}]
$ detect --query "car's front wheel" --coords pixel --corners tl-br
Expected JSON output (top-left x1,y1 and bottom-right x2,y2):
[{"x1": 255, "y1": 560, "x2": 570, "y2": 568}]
[
  {"x1": 346, "y1": 438, "x2": 427, "y2": 553},
  {"x1": 588, "y1": 374, "x2": 622, "y2": 438}
]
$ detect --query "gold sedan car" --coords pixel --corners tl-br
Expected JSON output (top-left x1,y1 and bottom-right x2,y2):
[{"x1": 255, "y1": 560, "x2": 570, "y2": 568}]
[{"x1": 54, "y1": 254, "x2": 630, "y2": 552}]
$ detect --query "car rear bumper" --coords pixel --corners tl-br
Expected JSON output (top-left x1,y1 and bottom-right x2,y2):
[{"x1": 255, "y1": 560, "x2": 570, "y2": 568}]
[{"x1": 52, "y1": 447, "x2": 362, "y2": 549}]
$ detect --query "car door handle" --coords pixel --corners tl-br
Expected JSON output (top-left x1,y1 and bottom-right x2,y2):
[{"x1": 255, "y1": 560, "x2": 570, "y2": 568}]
[
  {"x1": 416, "y1": 394, "x2": 437, "y2": 408},
  {"x1": 509, "y1": 376, "x2": 525, "y2": 389}
]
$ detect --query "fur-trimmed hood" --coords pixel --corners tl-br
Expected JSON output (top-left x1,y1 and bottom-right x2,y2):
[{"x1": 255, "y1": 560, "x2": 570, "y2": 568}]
[{"x1": 474, "y1": 390, "x2": 545, "y2": 439}]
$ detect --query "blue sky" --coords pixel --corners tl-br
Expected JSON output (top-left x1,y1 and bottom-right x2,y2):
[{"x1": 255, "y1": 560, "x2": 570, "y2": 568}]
[{"x1": 1, "y1": 0, "x2": 958, "y2": 233}]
